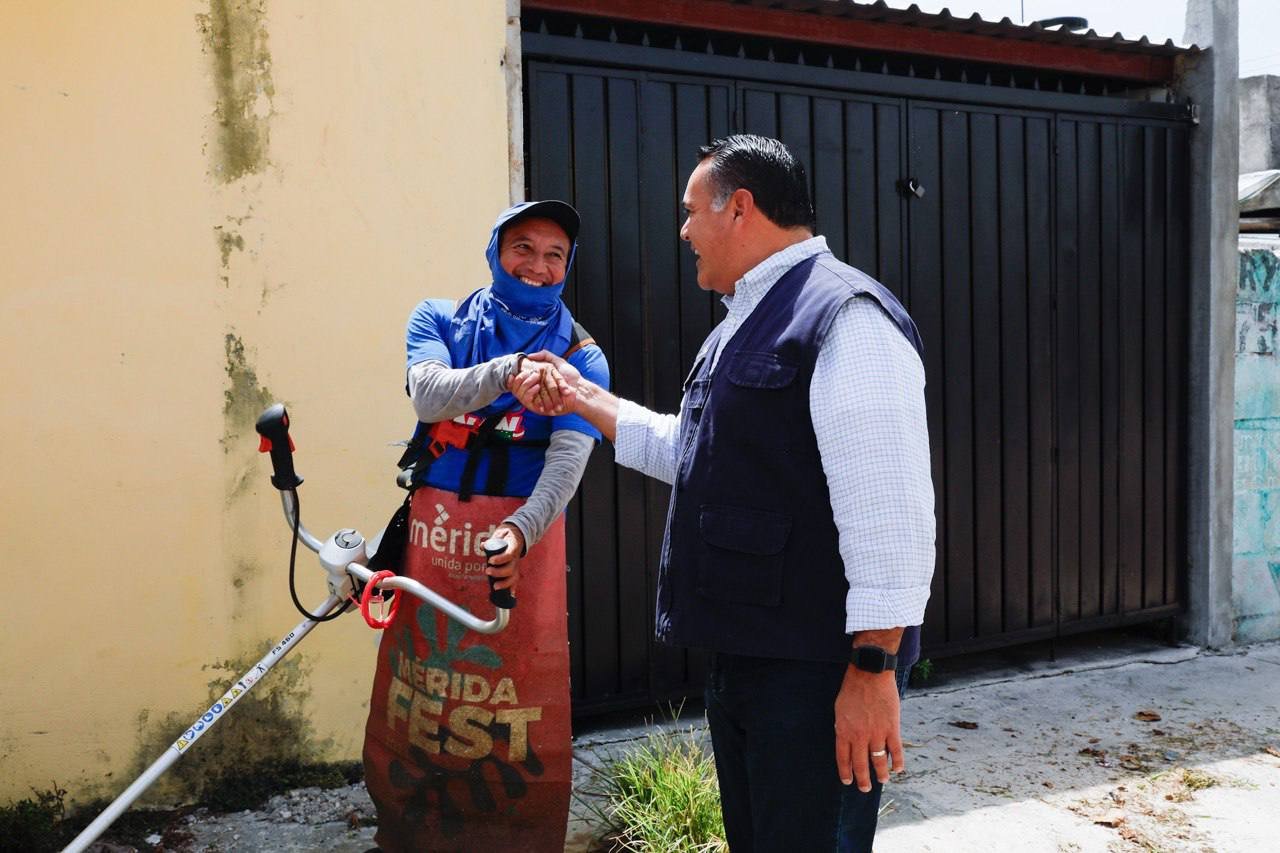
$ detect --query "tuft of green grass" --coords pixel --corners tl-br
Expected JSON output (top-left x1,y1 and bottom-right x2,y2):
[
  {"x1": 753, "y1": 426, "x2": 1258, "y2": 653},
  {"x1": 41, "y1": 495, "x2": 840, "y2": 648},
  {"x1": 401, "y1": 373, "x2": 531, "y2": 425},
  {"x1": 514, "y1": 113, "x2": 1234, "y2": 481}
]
[{"x1": 602, "y1": 727, "x2": 727, "y2": 853}]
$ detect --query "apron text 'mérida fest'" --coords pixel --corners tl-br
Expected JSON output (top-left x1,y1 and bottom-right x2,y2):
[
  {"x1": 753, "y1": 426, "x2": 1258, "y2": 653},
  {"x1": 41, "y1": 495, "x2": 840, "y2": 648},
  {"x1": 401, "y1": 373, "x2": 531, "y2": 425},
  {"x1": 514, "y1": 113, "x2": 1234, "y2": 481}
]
[{"x1": 363, "y1": 486, "x2": 571, "y2": 853}]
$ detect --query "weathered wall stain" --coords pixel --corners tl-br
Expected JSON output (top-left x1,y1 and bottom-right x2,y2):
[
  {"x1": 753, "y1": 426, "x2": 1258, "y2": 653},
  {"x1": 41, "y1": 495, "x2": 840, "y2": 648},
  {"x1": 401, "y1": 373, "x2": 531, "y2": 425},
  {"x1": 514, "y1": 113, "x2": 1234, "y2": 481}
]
[
  {"x1": 215, "y1": 225, "x2": 244, "y2": 288},
  {"x1": 129, "y1": 648, "x2": 330, "y2": 806},
  {"x1": 230, "y1": 559, "x2": 259, "y2": 616},
  {"x1": 261, "y1": 278, "x2": 286, "y2": 308},
  {"x1": 223, "y1": 332, "x2": 273, "y2": 454},
  {"x1": 196, "y1": 0, "x2": 274, "y2": 183},
  {"x1": 227, "y1": 459, "x2": 258, "y2": 501},
  {"x1": 215, "y1": 227, "x2": 244, "y2": 269}
]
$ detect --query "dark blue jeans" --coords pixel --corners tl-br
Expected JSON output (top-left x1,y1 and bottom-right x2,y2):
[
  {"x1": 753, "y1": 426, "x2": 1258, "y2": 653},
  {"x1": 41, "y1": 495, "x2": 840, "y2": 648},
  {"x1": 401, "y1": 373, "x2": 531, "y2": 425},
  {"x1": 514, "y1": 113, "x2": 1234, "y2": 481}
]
[{"x1": 704, "y1": 653, "x2": 912, "y2": 853}]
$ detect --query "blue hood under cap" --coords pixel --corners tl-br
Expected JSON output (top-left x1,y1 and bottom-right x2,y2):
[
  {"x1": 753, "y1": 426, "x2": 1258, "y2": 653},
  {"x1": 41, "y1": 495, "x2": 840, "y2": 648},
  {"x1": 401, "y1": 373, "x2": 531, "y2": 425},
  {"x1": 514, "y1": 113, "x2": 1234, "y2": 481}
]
[{"x1": 445, "y1": 201, "x2": 579, "y2": 416}]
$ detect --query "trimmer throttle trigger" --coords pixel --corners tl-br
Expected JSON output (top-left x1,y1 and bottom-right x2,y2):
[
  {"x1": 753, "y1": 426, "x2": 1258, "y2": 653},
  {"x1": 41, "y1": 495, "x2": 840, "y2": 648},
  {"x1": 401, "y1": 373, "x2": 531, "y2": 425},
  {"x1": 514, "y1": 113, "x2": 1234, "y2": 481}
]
[
  {"x1": 481, "y1": 538, "x2": 517, "y2": 610},
  {"x1": 255, "y1": 403, "x2": 304, "y2": 490}
]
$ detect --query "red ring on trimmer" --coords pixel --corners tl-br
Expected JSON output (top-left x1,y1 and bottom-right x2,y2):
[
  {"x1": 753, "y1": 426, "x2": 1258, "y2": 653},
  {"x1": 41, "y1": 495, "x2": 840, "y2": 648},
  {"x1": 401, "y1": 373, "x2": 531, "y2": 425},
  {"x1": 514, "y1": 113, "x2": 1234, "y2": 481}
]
[{"x1": 360, "y1": 570, "x2": 400, "y2": 629}]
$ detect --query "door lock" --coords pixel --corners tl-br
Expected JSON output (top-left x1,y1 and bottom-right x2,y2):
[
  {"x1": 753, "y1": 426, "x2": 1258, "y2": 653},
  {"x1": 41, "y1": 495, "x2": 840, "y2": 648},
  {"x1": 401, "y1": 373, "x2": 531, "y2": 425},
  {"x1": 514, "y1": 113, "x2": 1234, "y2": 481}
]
[{"x1": 899, "y1": 178, "x2": 925, "y2": 199}]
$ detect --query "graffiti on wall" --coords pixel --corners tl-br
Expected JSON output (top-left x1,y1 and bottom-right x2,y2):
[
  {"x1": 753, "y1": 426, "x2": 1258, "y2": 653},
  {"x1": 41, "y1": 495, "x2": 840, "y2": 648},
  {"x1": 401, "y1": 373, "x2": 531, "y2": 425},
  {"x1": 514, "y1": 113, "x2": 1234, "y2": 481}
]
[{"x1": 1234, "y1": 245, "x2": 1280, "y2": 642}]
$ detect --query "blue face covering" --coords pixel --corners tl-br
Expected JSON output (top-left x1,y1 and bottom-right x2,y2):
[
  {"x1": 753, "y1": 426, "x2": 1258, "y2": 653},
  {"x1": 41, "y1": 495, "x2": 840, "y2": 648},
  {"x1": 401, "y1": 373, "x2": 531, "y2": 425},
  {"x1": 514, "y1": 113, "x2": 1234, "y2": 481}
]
[{"x1": 446, "y1": 202, "x2": 578, "y2": 416}]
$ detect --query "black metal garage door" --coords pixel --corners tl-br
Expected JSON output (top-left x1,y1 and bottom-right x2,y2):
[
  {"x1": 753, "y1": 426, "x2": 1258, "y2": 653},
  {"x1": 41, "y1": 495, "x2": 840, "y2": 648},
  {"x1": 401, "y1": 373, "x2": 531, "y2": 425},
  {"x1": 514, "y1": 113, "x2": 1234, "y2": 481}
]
[{"x1": 524, "y1": 31, "x2": 1191, "y2": 715}]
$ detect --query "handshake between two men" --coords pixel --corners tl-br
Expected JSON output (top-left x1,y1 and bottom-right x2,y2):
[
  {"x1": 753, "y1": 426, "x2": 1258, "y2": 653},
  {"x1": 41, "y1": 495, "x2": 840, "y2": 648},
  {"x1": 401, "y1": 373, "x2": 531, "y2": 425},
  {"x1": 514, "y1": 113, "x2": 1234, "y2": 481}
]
[{"x1": 508, "y1": 351, "x2": 591, "y2": 422}]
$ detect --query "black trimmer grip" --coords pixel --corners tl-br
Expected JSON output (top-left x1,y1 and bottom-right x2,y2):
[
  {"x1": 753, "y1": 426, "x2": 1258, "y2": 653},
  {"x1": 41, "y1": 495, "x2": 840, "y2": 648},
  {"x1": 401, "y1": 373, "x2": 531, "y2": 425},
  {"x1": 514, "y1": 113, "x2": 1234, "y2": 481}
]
[
  {"x1": 482, "y1": 539, "x2": 517, "y2": 610},
  {"x1": 255, "y1": 403, "x2": 303, "y2": 490}
]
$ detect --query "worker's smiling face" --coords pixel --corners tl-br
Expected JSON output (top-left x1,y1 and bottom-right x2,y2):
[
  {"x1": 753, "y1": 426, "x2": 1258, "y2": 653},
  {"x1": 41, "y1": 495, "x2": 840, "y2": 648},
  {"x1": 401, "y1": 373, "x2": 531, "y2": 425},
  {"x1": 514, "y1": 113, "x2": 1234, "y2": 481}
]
[
  {"x1": 680, "y1": 161, "x2": 739, "y2": 295},
  {"x1": 499, "y1": 217, "x2": 571, "y2": 286}
]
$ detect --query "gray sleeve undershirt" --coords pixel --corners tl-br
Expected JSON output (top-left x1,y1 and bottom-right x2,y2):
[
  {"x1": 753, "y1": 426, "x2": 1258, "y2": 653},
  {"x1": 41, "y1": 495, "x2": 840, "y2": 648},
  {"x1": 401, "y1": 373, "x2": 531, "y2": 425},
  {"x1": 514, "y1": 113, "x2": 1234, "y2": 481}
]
[
  {"x1": 504, "y1": 430, "x2": 594, "y2": 547},
  {"x1": 407, "y1": 357, "x2": 595, "y2": 547},
  {"x1": 407, "y1": 356, "x2": 522, "y2": 423}
]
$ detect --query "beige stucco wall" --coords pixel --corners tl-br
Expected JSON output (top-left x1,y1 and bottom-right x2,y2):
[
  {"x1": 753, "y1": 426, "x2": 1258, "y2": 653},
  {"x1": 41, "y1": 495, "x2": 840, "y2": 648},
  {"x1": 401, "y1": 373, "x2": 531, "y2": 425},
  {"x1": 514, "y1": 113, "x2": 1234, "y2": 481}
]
[{"x1": 0, "y1": 1, "x2": 513, "y2": 806}]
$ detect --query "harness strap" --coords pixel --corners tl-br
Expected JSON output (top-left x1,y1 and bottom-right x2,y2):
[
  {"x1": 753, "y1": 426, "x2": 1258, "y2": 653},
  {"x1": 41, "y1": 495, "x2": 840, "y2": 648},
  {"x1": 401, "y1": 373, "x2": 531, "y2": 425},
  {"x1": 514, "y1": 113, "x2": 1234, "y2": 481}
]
[
  {"x1": 484, "y1": 443, "x2": 510, "y2": 498},
  {"x1": 457, "y1": 413, "x2": 506, "y2": 502},
  {"x1": 562, "y1": 336, "x2": 595, "y2": 359}
]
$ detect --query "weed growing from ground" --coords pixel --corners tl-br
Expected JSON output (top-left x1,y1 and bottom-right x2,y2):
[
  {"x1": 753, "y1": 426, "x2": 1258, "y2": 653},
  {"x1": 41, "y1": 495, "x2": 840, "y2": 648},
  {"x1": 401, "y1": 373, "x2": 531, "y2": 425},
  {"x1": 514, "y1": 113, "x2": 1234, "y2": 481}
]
[
  {"x1": 599, "y1": 726, "x2": 727, "y2": 852},
  {"x1": 0, "y1": 785, "x2": 66, "y2": 853},
  {"x1": 1178, "y1": 768, "x2": 1217, "y2": 791},
  {"x1": 910, "y1": 658, "x2": 935, "y2": 685}
]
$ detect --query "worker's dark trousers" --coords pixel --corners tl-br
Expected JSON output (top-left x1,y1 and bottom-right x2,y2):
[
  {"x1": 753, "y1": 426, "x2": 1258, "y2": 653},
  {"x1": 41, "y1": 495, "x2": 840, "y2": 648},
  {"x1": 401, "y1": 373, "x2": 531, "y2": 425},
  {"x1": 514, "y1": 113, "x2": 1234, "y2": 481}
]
[{"x1": 705, "y1": 653, "x2": 912, "y2": 853}]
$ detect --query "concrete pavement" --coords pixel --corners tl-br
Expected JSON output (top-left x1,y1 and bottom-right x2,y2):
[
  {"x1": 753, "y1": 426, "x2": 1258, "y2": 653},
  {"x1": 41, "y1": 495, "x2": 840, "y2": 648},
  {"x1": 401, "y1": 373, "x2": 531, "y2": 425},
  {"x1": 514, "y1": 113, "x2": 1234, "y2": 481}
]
[
  {"x1": 569, "y1": 636, "x2": 1280, "y2": 852},
  {"x1": 170, "y1": 635, "x2": 1280, "y2": 851},
  {"x1": 872, "y1": 639, "x2": 1280, "y2": 852}
]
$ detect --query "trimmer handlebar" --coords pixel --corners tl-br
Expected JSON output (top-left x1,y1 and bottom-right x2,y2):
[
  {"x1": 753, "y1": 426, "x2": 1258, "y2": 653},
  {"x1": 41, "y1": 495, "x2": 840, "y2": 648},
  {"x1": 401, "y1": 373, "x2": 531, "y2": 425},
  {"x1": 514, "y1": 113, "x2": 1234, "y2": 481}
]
[
  {"x1": 255, "y1": 403, "x2": 303, "y2": 490},
  {"x1": 257, "y1": 404, "x2": 511, "y2": 634}
]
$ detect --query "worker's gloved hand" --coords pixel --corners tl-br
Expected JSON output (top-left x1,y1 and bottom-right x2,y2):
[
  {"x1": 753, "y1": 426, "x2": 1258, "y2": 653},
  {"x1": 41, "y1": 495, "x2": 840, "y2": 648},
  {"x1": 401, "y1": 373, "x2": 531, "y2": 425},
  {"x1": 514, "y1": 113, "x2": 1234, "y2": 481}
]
[{"x1": 484, "y1": 522, "x2": 526, "y2": 598}]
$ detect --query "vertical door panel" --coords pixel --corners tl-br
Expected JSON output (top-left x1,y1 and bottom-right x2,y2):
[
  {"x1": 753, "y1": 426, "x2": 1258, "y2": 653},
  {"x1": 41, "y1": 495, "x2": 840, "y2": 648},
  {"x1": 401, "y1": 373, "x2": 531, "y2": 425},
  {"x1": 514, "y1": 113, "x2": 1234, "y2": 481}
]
[
  {"x1": 969, "y1": 112, "x2": 1003, "y2": 637},
  {"x1": 939, "y1": 108, "x2": 976, "y2": 643},
  {"x1": 568, "y1": 74, "x2": 623, "y2": 703},
  {"x1": 1098, "y1": 123, "x2": 1123, "y2": 617},
  {"x1": 605, "y1": 76, "x2": 650, "y2": 697},
  {"x1": 996, "y1": 113, "x2": 1033, "y2": 635},
  {"x1": 813, "y1": 97, "x2": 848, "y2": 261},
  {"x1": 635, "y1": 77, "x2": 686, "y2": 697},
  {"x1": 1142, "y1": 126, "x2": 1168, "y2": 611},
  {"x1": 1025, "y1": 116, "x2": 1055, "y2": 629},
  {"x1": 1118, "y1": 124, "x2": 1146, "y2": 615},
  {"x1": 1057, "y1": 120, "x2": 1082, "y2": 626},
  {"x1": 1165, "y1": 126, "x2": 1190, "y2": 608},
  {"x1": 1075, "y1": 119, "x2": 1104, "y2": 620},
  {"x1": 907, "y1": 105, "x2": 948, "y2": 646}
]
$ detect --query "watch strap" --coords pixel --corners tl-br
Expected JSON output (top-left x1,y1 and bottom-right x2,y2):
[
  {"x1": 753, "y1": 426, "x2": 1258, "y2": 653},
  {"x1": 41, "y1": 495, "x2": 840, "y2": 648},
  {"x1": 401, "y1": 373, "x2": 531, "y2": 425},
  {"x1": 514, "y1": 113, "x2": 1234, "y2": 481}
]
[{"x1": 850, "y1": 645, "x2": 899, "y2": 673}]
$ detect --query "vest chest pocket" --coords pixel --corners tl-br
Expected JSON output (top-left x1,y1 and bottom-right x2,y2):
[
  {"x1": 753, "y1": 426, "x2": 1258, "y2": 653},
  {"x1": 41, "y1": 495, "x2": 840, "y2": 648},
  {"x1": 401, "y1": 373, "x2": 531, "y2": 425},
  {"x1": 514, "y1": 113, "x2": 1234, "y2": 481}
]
[
  {"x1": 696, "y1": 504, "x2": 792, "y2": 607},
  {"x1": 726, "y1": 351, "x2": 798, "y2": 389}
]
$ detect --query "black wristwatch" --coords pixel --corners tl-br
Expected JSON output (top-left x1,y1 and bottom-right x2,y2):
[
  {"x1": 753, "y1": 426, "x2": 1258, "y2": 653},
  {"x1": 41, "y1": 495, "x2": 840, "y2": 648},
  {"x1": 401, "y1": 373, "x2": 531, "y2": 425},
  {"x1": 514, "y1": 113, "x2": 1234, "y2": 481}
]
[{"x1": 850, "y1": 645, "x2": 899, "y2": 674}]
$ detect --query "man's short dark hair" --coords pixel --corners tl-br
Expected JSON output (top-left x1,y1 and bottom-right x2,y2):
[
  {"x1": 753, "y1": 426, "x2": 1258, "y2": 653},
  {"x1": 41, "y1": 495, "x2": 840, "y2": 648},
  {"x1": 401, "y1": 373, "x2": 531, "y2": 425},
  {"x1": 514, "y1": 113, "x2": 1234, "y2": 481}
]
[{"x1": 696, "y1": 134, "x2": 815, "y2": 231}]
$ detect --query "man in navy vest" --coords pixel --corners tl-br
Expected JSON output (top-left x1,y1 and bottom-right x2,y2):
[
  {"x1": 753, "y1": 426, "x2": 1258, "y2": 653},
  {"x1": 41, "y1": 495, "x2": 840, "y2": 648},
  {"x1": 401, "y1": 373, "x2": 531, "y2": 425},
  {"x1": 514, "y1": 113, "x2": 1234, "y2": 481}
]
[{"x1": 512, "y1": 135, "x2": 935, "y2": 852}]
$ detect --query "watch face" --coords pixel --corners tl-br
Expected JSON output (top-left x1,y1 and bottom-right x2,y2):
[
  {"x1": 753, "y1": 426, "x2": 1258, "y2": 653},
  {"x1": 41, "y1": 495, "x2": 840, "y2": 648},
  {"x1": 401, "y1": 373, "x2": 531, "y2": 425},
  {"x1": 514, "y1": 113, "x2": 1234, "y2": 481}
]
[
  {"x1": 853, "y1": 646, "x2": 888, "y2": 673},
  {"x1": 853, "y1": 645, "x2": 898, "y2": 673}
]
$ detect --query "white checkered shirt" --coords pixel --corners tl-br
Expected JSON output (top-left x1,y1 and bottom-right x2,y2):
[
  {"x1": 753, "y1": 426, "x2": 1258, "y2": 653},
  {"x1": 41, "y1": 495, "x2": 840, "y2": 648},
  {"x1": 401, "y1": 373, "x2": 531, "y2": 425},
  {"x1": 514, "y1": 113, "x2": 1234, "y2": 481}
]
[{"x1": 614, "y1": 236, "x2": 935, "y2": 633}]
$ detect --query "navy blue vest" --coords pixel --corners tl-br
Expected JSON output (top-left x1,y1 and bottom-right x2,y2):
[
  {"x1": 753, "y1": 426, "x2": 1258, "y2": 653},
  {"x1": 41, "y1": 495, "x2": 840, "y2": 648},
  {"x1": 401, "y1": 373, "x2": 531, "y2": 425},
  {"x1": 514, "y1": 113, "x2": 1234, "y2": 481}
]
[{"x1": 657, "y1": 252, "x2": 925, "y2": 663}]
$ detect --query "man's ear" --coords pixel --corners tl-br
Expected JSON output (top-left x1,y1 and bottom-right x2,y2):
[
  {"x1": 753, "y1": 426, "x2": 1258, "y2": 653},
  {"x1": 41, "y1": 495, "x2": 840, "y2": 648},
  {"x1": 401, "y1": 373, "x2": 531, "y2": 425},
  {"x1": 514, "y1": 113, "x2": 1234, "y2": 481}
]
[{"x1": 729, "y1": 187, "x2": 754, "y2": 221}]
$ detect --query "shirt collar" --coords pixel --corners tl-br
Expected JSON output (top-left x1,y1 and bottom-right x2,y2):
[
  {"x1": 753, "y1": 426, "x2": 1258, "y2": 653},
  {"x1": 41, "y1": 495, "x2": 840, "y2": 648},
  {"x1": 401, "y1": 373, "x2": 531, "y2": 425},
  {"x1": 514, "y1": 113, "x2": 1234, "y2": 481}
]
[{"x1": 721, "y1": 235, "x2": 829, "y2": 313}]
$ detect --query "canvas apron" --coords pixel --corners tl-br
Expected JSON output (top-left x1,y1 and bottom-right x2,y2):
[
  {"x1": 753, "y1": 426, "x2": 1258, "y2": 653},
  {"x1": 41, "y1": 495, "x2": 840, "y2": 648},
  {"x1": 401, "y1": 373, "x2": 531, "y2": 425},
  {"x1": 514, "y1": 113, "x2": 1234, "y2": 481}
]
[{"x1": 363, "y1": 486, "x2": 571, "y2": 852}]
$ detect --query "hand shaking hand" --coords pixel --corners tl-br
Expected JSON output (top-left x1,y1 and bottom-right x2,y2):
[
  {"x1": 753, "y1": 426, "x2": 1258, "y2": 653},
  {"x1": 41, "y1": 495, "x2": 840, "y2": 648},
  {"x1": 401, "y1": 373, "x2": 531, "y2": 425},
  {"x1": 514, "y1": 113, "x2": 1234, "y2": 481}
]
[{"x1": 508, "y1": 351, "x2": 582, "y2": 416}]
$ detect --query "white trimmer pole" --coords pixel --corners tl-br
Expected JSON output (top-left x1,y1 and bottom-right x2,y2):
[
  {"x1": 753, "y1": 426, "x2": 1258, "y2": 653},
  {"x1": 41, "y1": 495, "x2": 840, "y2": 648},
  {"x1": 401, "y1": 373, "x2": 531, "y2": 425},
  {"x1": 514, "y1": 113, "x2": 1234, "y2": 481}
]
[{"x1": 61, "y1": 594, "x2": 342, "y2": 853}]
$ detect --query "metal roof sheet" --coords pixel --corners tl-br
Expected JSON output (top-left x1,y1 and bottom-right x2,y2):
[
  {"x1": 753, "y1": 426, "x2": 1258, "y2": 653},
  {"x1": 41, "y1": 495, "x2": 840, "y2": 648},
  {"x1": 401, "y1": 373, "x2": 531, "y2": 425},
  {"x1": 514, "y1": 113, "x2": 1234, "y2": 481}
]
[
  {"x1": 733, "y1": 0, "x2": 1200, "y2": 57},
  {"x1": 1240, "y1": 170, "x2": 1280, "y2": 212}
]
